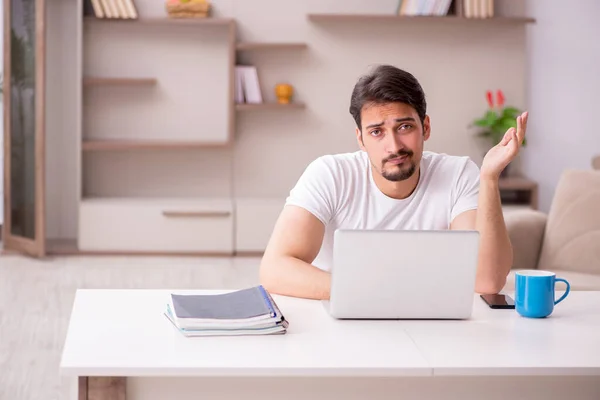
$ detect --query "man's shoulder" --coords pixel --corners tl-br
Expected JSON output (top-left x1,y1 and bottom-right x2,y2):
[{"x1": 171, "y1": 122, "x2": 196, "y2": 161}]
[
  {"x1": 421, "y1": 151, "x2": 480, "y2": 191},
  {"x1": 422, "y1": 151, "x2": 478, "y2": 174},
  {"x1": 422, "y1": 150, "x2": 473, "y2": 166},
  {"x1": 287, "y1": 151, "x2": 367, "y2": 222}
]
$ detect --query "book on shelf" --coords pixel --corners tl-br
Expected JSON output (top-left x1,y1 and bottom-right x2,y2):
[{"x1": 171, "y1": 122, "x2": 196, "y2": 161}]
[
  {"x1": 164, "y1": 286, "x2": 289, "y2": 337},
  {"x1": 396, "y1": 0, "x2": 493, "y2": 17},
  {"x1": 463, "y1": 0, "x2": 494, "y2": 18},
  {"x1": 397, "y1": 0, "x2": 454, "y2": 16},
  {"x1": 84, "y1": 0, "x2": 139, "y2": 19},
  {"x1": 235, "y1": 66, "x2": 263, "y2": 104}
]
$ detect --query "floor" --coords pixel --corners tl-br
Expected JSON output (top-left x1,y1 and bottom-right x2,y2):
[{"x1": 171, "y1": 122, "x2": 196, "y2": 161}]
[{"x1": 0, "y1": 253, "x2": 261, "y2": 400}]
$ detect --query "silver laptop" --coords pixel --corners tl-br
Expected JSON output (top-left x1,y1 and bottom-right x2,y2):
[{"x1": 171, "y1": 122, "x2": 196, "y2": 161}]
[{"x1": 323, "y1": 229, "x2": 480, "y2": 319}]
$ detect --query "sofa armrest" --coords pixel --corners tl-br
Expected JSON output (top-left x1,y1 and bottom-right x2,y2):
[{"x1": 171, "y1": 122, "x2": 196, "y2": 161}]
[{"x1": 504, "y1": 209, "x2": 548, "y2": 270}]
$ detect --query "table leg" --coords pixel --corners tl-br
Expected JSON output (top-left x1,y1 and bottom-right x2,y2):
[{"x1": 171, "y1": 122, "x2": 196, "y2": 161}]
[
  {"x1": 78, "y1": 377, "x2": 87, "y2": 400},
  {"x1": 79, "y1": 377, "x2": 126, "y2": 400}
]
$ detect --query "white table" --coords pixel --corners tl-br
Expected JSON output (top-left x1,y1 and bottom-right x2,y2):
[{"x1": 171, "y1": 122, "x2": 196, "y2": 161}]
[{"x1": 60, "y1": 290, "x2": 600, "y2": 400}]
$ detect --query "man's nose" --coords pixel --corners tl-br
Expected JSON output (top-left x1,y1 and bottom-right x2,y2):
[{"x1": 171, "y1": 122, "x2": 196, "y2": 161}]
[{"x1": 386, "y1": 133, "x2": 404, "y2": 154}]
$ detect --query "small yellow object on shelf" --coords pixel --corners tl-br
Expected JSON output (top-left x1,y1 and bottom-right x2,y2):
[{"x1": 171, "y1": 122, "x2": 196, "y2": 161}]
[{"x1": 275, "y1": 83, "x2": 294, "y2": 105}]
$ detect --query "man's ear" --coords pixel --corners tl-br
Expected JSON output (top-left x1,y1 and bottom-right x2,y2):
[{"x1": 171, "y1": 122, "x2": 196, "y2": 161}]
[
  {"x1": 423, "y1": 115, "x2": 431, "y2": 141},
  {"x1": 356, "y1": 127, "x2": 366, "y2": 151}
]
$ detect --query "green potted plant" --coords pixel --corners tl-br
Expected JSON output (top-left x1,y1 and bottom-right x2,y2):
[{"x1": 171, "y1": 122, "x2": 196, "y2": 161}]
[{"x1": 473, "y1": 90, "x2": 525, "y2": 177}]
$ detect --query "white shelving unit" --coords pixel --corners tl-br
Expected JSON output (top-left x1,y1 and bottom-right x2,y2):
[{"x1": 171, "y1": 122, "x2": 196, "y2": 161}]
[
  {"x1": 72, "y1": 8, "x2": 307, "y2": 255},
  {"x1": 77, "y1": 15, "x2": 237, "y2": 254},
  {"x1": 40, "y1": 0, "x2": 534, "y2": 256}
]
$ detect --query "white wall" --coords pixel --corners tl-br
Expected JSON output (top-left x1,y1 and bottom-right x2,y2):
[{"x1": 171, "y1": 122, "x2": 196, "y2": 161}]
[{"x1": 523, "y1": 0, "x2": 600, "y2": 212}]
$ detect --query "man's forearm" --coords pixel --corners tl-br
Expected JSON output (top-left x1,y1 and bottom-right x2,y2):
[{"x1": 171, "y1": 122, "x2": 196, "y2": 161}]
[
  {"x1": 259, "y1": 256, "x2": 331, "y2": 300},
  {"x1": 475, "y1": 177, "x2": 513, "y2": 293}
]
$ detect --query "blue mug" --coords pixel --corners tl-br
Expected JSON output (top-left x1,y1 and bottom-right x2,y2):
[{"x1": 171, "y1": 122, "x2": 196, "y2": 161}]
[{"x1": 515, "y1": 270, "x2": 570, "y2": 318}]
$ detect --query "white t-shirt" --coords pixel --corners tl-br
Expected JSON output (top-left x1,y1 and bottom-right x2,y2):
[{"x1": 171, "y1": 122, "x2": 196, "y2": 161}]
[{"x1": 285, "y1": 150, "x2": 480, "y2": 272}]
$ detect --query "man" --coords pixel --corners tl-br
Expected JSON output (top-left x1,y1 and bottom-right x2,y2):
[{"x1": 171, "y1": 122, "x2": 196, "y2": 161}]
[{"x1": 259, "y1": 65, "x2": 527, "y2": 300}]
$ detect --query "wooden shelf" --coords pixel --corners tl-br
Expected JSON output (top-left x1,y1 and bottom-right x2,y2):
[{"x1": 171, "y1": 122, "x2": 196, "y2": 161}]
[
  {"x1": 499, "y1": 177, "x2": 538, "y2": 210},
  {"x1": 236, "y1": 103, "x2": 306, "y2": 111},
  {"x1": 83, "y1": 16, "x2": 234, "y2": 26},
  {"x1": 498, "y1": 177, "x2": 538, "y2": 191},
  {"x1": 307, "y1": 14, "x2": 536, "y2": 24},
  {"x1": 235, "y1": 42, "x2": 308, "y2": 51},
  {"x1": 82, "y1": 139, "x2": 228, "y2": 151},
  {"x1": 83, "y1": 77, "x2": 158, "y2": 86}
]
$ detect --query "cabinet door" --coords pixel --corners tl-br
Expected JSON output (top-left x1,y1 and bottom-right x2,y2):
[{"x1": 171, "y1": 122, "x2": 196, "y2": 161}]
[
  {"x1": 78, "y1": 198, "x2": 234, "y2": 254},
  {"x1": 2, "y1": 0, "x2": 46, "y2": 257}
]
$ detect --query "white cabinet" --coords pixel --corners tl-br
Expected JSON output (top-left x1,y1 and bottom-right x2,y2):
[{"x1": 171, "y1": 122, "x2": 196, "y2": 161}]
[
  {"x1": 79, "y1": 198, "x2": 234, "y2": 253},
  {"x1": 72, "y1": 17, "x2": 236, "y2": 255}
]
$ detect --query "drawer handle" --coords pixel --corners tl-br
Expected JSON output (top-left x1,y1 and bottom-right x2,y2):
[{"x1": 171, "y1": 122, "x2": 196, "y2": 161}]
[{"x1": 162, "y1": 210, "x2": 231, "y2": 218}]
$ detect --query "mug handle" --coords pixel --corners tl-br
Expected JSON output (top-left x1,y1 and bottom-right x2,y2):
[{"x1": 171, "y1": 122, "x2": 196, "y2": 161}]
[{"x1": 554, "y1": 278, "x2": 571, "y2": 305}]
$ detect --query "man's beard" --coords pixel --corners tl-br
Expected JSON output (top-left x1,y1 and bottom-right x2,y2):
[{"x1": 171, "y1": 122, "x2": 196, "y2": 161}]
[{"x1": 381, "y1": 150, "x2": 416, "y2": 182}]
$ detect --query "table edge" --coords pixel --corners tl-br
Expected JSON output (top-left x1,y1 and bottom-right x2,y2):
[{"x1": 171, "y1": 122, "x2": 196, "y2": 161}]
[{"x1": 59, "y1": 366, "x2": 433, "y2": 378}]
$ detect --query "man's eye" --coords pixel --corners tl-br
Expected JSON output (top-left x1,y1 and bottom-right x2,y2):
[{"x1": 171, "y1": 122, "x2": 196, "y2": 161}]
[
  {"x1": 399, "y1": 124, "x2": 412, "y2": 130},
  {"x1": 370, "y1": 130, "x2": 381, "y2": 136}
]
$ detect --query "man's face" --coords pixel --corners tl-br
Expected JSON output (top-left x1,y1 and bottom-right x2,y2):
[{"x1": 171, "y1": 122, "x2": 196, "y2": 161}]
[{"x1": 356, "y1": 102, "x2": 430, "y2": 182}]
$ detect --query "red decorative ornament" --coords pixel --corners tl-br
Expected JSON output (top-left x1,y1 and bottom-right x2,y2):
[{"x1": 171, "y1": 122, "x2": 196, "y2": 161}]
[
  {"x1": 486, "y1": 90, "x2": 494, "y2": 109},
  {"x1": 497, "y1": 90, "x2": 505, "y2": 108}
]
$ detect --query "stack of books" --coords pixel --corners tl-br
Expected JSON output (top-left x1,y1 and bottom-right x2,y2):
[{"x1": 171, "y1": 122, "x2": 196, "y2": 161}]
[
  {"x1": 165, "y1": 286, "x2": 288, "y2": 337},
  {"x1": 84, "y1": 0, "x2": 139, "y2": 19},
  {"x1": 462, "y1": 0, "x2": 495, "y2": 18},
  {"x1": 397, "y1": 0, "x2": 454, "y2": 16},
  {"x1": 397, "y1": 0, "x2": 495, "y2": 18}
]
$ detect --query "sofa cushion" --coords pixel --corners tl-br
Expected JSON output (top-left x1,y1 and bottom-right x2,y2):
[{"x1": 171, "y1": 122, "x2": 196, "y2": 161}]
[
  {"x1": 504, "y1": 210, "x2": 547, "y2": 270},
  {"x1": 537, "y1": 170, "x2": 600, "y2": 275},
  {"x1": 504, "y1": 269, "x2": 600, "y2": 292}
]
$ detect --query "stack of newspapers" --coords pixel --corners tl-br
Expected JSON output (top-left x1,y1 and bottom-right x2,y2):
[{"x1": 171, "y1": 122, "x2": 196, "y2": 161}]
[{"x1": 165, "y1": 286, "x2": 288, "y2": 337}]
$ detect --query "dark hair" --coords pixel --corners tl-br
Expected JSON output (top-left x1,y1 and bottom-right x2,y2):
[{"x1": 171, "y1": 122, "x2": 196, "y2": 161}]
[{"x1": 349, "y1": 65, "x2": 427, "y2": 130}]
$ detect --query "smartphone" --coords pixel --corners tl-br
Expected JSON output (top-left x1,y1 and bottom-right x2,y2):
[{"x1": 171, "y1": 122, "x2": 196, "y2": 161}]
[{"x1": 480, "y1": 293, "x2": 515, "y2": 309}]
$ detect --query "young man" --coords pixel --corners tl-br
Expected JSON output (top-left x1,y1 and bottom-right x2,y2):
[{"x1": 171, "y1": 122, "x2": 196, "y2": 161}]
[{"x1": 259, "y1": 65, "x2": 527, "y2": 300}]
